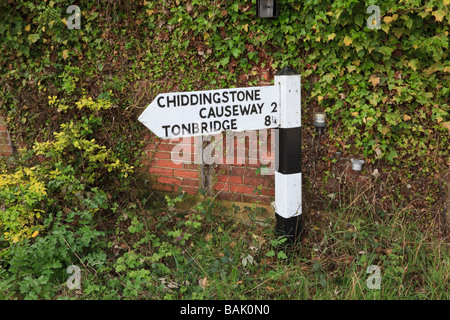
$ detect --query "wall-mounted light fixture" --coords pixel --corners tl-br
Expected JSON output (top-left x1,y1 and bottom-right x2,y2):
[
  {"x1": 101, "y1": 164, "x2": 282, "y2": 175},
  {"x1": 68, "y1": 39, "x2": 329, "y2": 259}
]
[{"x1": 256, "y1": 0, "x2": 279, "y2": 18}]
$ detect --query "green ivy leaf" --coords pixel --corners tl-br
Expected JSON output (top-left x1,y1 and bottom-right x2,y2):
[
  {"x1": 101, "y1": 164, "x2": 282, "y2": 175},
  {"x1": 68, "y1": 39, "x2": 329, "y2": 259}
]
[
  {"x1": 231, "y1": 47, "x2": 241, "y2": 59},
  {"x1": 355, "y1": 14, "x2": 364, "y2": 27},
  {"x1": 408, "y1": 59, "x2": 419, "y2": 71},
  {"x1": 28, "y1": 33, "x2": 40, "y2": 43},
  {"x1": 219, "y1": 56, "x2": 229, "y2": 67},
  {"x1": 405, "y1": 18, "x2": 413, "y2": 30},
  {"x1": 322, "y1": 73, "x2": 334, "y2": 83},
  {"x1": 378, "y1": 46, "x2": 394, "y2": 57}
]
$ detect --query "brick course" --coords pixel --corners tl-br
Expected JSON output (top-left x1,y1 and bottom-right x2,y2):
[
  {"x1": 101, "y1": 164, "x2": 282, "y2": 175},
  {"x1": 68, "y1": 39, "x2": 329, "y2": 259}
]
[{"x1": 0, "y1": 116, "x2": 12, "y2": 157}]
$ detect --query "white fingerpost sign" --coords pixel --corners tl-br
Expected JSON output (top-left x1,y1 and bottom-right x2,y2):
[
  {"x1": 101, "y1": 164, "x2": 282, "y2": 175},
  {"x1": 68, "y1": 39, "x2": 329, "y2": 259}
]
[
  {"x1": 138, "y1": 86, "x2": 280, "y2": 139},
  {"x1": 138, "y1": 68, "x2": 302, "y2": 241}
]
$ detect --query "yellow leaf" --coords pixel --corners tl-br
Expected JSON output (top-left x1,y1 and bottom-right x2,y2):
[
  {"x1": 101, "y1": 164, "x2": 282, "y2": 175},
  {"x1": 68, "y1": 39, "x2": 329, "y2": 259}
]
[
  {"x1": 146, "y1": 9, "x2": 154, "y2": 16},
  {"x1": 204, "y1": 234, "x2": 213, "y2": 242},
  {"x1": 403, "y1": 114, "x2": 411, "y2": 121},
  {"x1": 440, "y1": 122, "x2": 450, "y2": 132},
  {"x1": 432, "y1": 10, "x2": 445, "y2": 22},
  {"x1": 199, "y1": 276, "x2": 208, "y2": 288},
  {"x1": 328, "y1": 33, "x2": 336, "y2": 40},
  {"x1": 62, "y1": 49, "x2": 69, "y2": 60},
  {"x1": 384, "y1": 16, "x2": 394, "y2": 24},
  {"x1": 380, "y1": 126, "x2": 390, "y2": 135},
  {"x1": 369, "y1": 76, "x2": 380, "y2": 87},
  {"x1": 384, "y1": 14, "x2": 398, "y2": 24},
  {"x1": 343, "y1": 36, "x2": 352, "y2": 46},
  {"x1": 25, "y1": 24, "x2": 31, "y2": 32},
  {"x1": 383, "y1": 16, "x2": 394, "y2": 24},
  {"x1": 32, "y1": 231, "x2": 39, "y2": 238},
  {"x1": 444, "y1": 0, "x2": 449, "y2": 5},
  {"x1": 347, "y1": 65, "x2": 357, "y2": 72},
  {"x1": 318, "y1": 96, "x2": 323, "y2": 102},
  {"x1": 351, "y1": 111, "x2": 359, "y2": 117}
]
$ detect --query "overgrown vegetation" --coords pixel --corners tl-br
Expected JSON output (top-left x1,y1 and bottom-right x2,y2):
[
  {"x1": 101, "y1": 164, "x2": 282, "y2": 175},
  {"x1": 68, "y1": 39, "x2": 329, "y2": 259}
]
[
  {"x1": 1, "y1": 184, "x2": 448, "y2": 299},
  {"x1": 0, "y1": 0, "x2": 448, "y2": 300}
]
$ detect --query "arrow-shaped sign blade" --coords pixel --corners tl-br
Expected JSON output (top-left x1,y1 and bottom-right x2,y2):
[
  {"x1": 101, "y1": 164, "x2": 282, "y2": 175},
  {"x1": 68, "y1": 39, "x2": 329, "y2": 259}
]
[{"x1": 138, "y1": 85, "x2": 280, "y2": 139}]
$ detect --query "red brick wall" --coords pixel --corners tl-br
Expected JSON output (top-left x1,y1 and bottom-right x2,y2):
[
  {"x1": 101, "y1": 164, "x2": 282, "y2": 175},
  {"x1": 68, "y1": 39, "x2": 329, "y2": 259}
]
[
  {"x1": 0, "y1": 115, "x2": 12, "y2": 157},
  {"x1": 143, "y1": 130, "x2": 276, "y2": 204},
  {"x1": 143, "y1": 137, "x2": 201, "y2": 195}
]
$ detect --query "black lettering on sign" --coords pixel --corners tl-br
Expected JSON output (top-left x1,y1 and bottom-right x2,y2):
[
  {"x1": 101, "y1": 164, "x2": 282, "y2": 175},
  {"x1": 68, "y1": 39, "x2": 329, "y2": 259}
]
[
  {"x1": 181, "y1": 94, "x2": 190, "y2": 106},
  {"x1": 229, "y1": 91, "x2": 237, "y2": 102},
  {"x1": 167, "y1": 95, "x2": 176, "y2": 107},
  {"x1": 157, "y1": 96, "x2": 165, "y2": 108},
  {"x1": 224, "y1": 105, "x2": 232, "y2": 117},
  {"x1": 190, "y1": 94, "x2": 198, "y2": 106},
  {"x1": 222, "y1": 91, "x2": 229, "y2": 103},
  {"x1": 213, "y1": 92, "x2": 221, "y2": 104},
  {"x1": 161, "y1": 119, "x2": 240, "y2": 137},
  {"x1": 271, "y1": 102, "x2": 277, "y2": 113},
  {"x1": 254, "y1": 89, "x2": 261, "y2": 101},
  {"x1": 162, "y1": 125, "x2": 170, "y2": 136}
]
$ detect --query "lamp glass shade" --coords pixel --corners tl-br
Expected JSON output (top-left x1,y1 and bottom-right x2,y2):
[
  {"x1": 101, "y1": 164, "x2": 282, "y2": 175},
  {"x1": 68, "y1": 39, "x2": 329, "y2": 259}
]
[{"x1": 314, "y1": 112, "x2": 326, "y2": 123}]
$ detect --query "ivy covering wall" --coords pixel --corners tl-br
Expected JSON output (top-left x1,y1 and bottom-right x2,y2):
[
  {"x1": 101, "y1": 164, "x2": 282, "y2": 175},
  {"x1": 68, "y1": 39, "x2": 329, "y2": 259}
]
[
  {"x1": 1, "y1": 0, "x2": 449, "y2": 300},
  {"x1": 0, "y1": 0, "x2": 448, "y2": 174}
]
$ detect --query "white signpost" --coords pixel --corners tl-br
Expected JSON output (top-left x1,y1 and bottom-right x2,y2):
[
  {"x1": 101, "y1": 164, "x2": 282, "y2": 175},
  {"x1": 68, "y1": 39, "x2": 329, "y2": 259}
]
[
  {"x1": 138, "y1": 86, "x2": 280, "y2": 139},
  {"x1": 139, "y1": 68, "x2": 302, "y2": 242}
]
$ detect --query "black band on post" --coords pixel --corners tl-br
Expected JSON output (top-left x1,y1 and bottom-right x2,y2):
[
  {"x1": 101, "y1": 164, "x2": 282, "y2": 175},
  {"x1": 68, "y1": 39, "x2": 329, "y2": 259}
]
[
  {"x1": 275, "y1": 214, "x2": 302, "y2": 243},
  {"x1": 275, "y1": 127, "x2": 301, "y2": 174}
]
